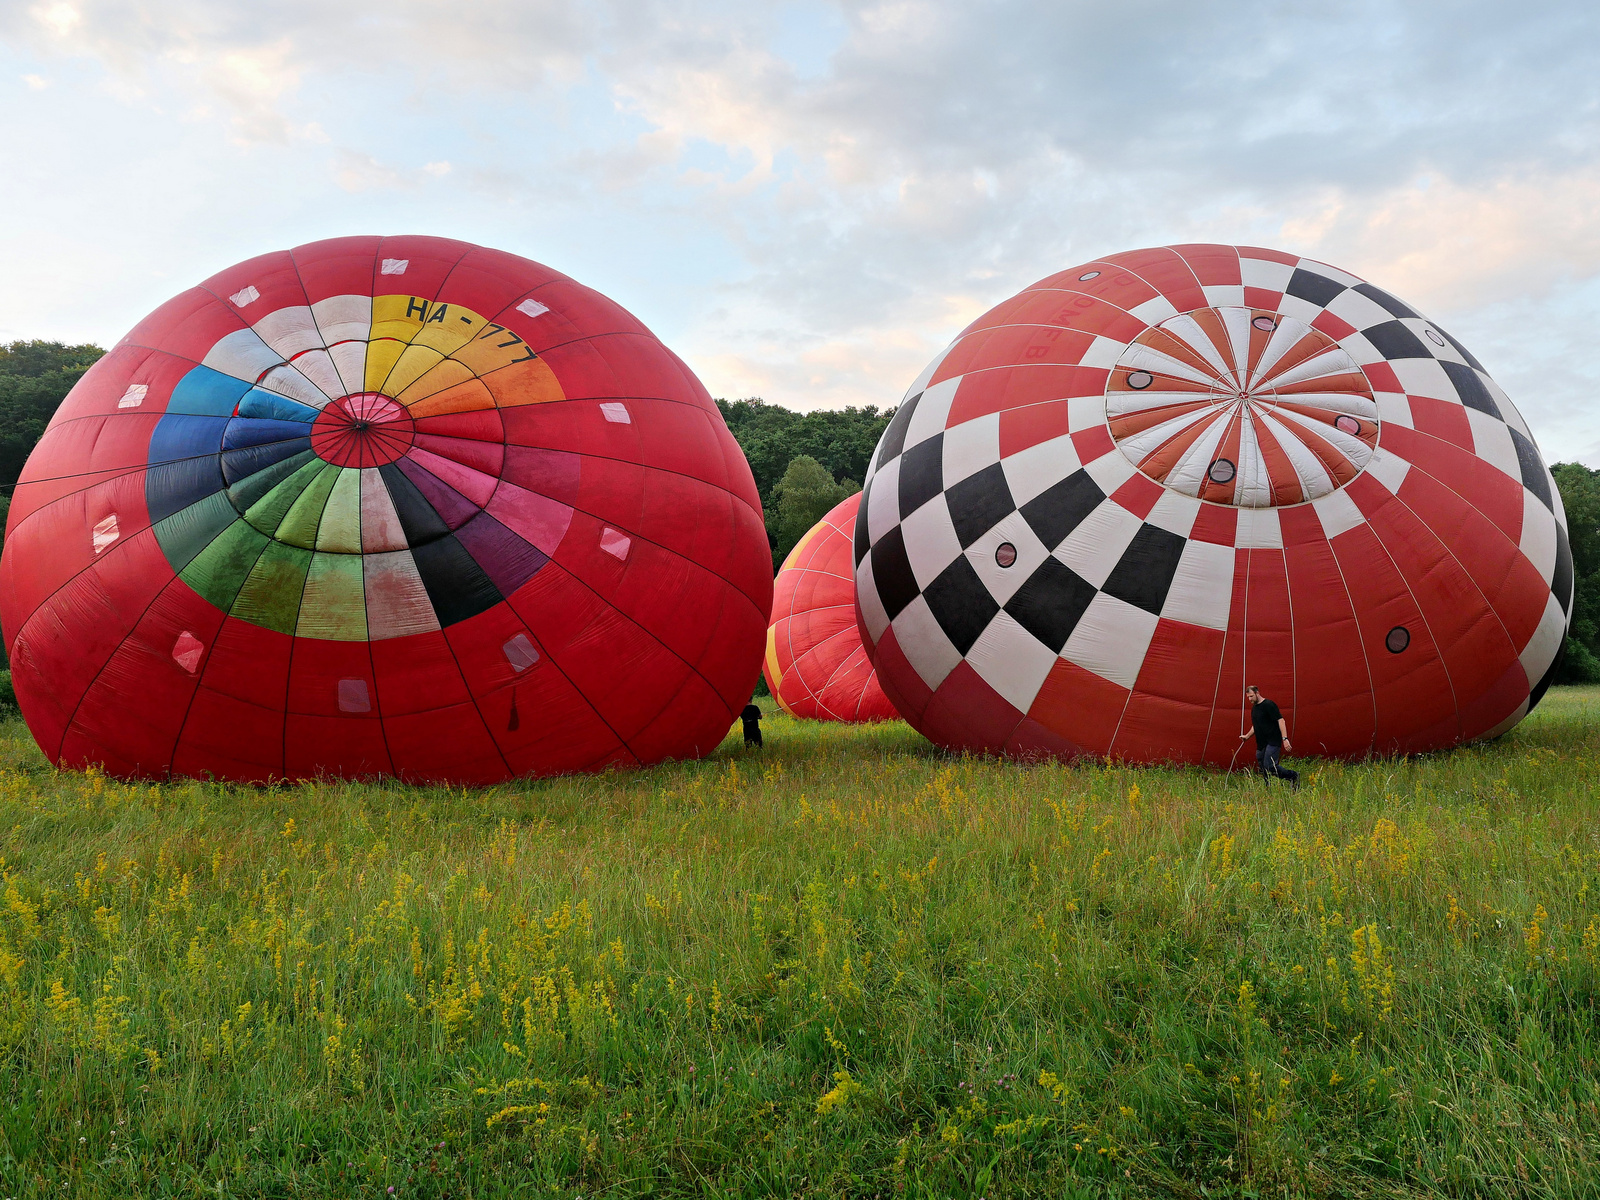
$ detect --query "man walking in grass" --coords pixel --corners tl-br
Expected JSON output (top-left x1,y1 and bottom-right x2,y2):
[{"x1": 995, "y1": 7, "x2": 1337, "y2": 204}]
[{"x1": 1241, "y1": 684, "x2": 1298, "y2": 787}]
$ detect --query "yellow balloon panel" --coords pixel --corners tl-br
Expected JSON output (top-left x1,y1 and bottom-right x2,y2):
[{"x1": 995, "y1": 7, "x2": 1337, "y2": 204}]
[
  {"x1": 395, "y1": 358, "x2": 476, "y2": 407},
  {"x1": 364, "y1": 339, "x2": 410, "y2": 394},
  {"x1": 384, "y1": 343, "x2": 448, "y2": 399},
  {"x1": 448, "y1": 324, "x2": 541, "y2": 376}
]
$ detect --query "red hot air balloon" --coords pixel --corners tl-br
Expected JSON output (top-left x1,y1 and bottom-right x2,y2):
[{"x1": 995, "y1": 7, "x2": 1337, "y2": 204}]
[
  {"x1": 853, "y1": 244, "x2": 1572, "y2": 763},
  {"x1": 764, "y1": 492, "x2": 898, "y2": 722},
  {"x1": 0, "y1": 236, "x2": 772, "y2": 783}
]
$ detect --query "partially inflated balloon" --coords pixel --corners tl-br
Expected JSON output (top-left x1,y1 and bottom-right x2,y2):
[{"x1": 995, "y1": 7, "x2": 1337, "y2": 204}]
[
  {"x1": 764, "y1": 492, "x2": 898, "y2": 722},
  {"x1": 853, "y1": 244, "x2": 1571, "y2": 763},
  {"x1": 1, "y1": 236, "x2": 771, "y2": 782}
]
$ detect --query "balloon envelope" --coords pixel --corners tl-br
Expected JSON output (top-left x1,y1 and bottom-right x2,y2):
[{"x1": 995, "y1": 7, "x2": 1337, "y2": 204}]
[
  {"x1": 765, "y1": 492, "x2": 898, "y2": 722},
  {"x1": 853, "y1": 244, "x2": 1571, "y2": 763},
  {"x1": 1, "y1": 236, "x2": 772, "y2": 782}
]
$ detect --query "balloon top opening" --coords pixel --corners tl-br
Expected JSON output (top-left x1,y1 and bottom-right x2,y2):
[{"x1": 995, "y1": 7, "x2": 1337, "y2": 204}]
[
  {"x1": 1105, "y1": 305, "x2": 1378, "y2": 508},
  {"x1": 310, "y1": 393, "x2": 418, "y2": 468}
]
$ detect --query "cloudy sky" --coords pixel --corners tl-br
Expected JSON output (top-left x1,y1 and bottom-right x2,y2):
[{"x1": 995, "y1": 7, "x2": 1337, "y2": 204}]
[{"x1": 3, "y1": 0, "x2": 1599, "y2": 461}]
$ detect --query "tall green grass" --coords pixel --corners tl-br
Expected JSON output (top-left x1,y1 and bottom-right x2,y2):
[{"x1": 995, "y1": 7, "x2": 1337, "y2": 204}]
[{"x1": 3, "y1": 690, "x2": 1600, "y2": 1197}]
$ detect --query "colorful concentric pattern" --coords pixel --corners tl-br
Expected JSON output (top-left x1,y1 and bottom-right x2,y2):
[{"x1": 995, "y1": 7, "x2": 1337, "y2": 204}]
[
  {"x1": 1, "y1": 236, "x2": 772, "y2": 783},
  {"x1": 854, "y1": 244, "x2": 1572, "y2": 763}
]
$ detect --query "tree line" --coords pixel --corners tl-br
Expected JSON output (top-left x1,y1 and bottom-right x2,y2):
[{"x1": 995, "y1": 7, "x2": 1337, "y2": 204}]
[{"x1": 3, "y1": 340, "x2": 1598, "y2": 685}]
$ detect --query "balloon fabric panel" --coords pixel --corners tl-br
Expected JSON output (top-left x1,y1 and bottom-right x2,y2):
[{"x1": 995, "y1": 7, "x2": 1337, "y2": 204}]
[
  {"x1": 854, "y1": 244, "x2": 1572, "y2": 763},
  {"x1": 765, "y1": 492, "x2": 898, "y2": 723},
  {"x1": 1, "y1": 237, "x2": 771, "y2": 783}
]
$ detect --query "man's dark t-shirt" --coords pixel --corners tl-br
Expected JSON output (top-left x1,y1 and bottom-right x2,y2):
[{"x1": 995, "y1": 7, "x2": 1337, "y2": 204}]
[{"x1": 1252, "y1": 698, "x2": 1284, "y2": 747}]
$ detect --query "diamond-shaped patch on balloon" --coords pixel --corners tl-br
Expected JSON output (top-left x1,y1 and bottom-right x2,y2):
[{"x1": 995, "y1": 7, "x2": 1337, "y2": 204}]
[{"x1": 171, "y1": 631, "x2": 204, "y2": 675}]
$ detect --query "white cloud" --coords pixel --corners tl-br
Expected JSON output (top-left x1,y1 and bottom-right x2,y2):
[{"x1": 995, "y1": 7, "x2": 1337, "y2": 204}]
[
  {"x1": 5, "y1": 0, "x2": 1600, "y2": 461},
  {"x1": 28, "y1": 2, "x2": 79, "y2": 37}
]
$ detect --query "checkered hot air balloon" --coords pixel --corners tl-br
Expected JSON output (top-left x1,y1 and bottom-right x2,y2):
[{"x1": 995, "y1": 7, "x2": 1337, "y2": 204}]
[
  {"x1": 853, "y1": 244, "x2": 1572, "y2": 763},
  {"x1": 1, "y1": 236, "x2": 771, "y2": 782},
  {"x1": 764, "y1": 492, "x2": 898, "y2": 722}
]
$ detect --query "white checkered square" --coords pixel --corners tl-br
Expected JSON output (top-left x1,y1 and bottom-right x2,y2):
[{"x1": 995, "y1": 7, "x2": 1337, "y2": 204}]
[
  {"x1": 891, "y1": 594, "x2": 963, "y2": 692},
  {"x1": 965, "y1": 510, "x2": 1052, "y2": 607},
  {"x1": 865, "y1": 457, "x2": 903, "y2": 545},
  {"x1": 1520, "y1": 592, "x2": 1566, "y2": 682},
  {"x1": 1374, "y1": 391, "x2": 1414, "y2": 428},
  {"x1": 1002, "y1": 434, "x2": 1081, "y2": 507},
  {"x1": 1390, "y1": 358, "x2": 1456, "y2": 400},
  {"x1": 904, "y1": 375, "x2": 959, "y2": 452},
  {"x1": 1056, "y1": 499, "x2": 1143, "y2": 588},
  {"x1": 1082, "y1": 447, "x2": 1138, "y2": 495},
  {"x1": 1128, "y1": 295, "x2": 1180, "y2": 325},
  {"x1": 1238, "y1": 256, "x2": 1293, "y2": 292},
  {"x1": 1324, "y1": 288, "x2": 1400, "y2": 332},
  {"x1": 1312, "y1": 489, "x2": 1365, "y2": 539},
  {"x1": 941, "y1": 412, "x2": 1001, "y2": 488},
  {"x1": 1079, "y1": 336, "x2": 1126, "y2": 370},
  {"x1": 1067, "y1": 395, "x2": 1106, "y2": 432},
  {"x1": 1519, "y1": 489, "x2": 1557, "y2": 581},
  {"x1": 1234, "y1": 508, "x2": 1283, "y2": 550},
  {"x1": 1465, "y1": 408, "x2": 1521, "y2": 482},
  {"x1": 855, "y1": 555, "x2": 891, "y2": 644},
  {"x1": 1161, "y1": 539, "x2": 1235, "y2": 630},
  {"x1": 900, "y1": 497, "x2": 965, "y2": 590},
  {"x1": 1364, "y1": 447, "x2": 1411, "y2": 495},
  {"x1": 1336, "y1": 331, "x2": 1387, "y2": 366},
  {"x1": 1063, "y1": 592, "x2": 1160, "y2": 689},
  {"x1": 1146, "y1": 490, "x2": 1201, "y2": 538},
  {"x1": 966, "y1": 610, "x2": 1061, "y2": 712}
]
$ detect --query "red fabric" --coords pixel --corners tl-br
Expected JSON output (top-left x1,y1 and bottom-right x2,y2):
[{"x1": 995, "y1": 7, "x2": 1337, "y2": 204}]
[
  {"x1": 860, "y1": 245, "x2": 1562, "y2": 766},
  {"x1": 0, "y1": 236, "x2": 770, "y2": 783},
  {"x1": 764, "y1": 493, "x2": 898, "y2": 722}
]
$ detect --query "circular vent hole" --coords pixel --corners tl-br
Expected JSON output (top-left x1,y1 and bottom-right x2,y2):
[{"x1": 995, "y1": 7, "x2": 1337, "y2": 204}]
[
  {"x1": 1334, "y1": 414, "x2": 1361, "y2": 435},
  {"x1": 1127, "y1": 370, "x2": 1154, "y2": 390},
  {"x1": 995, "y1": 542, "x2": 1017, "y2": 568},
  {"x1": 1385, "y1": 626, "x2": 1411, "y2": 654},
  {"x1": 1078, "y1": 270, "x2": 1101, "y2": 281},
  {"x1": 1208, "y1": 458, "x2": 1236, "y2": 484},
  {"x1": 1251, "y1": 316, "x2": 1278, "y2": 332}
]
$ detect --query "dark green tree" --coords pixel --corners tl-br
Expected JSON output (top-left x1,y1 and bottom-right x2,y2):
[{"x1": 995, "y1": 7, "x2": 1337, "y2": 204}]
[
  {"x1": 716, "y1": 397, "x2": 893, "y2": 571},
  {"x1": 768, "y1": 455, "x2": 858, "y2": 568},
  {"x1": 0, "y1": 340, "x2": 106, "y2": 490},
  {"x1": 1552, "y1": 462, "x2": 1600, "y2": 683}
]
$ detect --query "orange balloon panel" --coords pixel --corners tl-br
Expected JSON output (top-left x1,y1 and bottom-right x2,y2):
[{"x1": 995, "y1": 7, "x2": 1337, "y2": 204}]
[
  {"x1": 765, "y1": 492, "x2": 898, "y2": 722},
  {"x1": 853, "y1": 244, "x2": 1571, "y2": 764}
]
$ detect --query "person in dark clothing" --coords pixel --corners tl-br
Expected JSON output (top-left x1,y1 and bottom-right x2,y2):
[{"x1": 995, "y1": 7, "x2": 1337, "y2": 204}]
[
  {"x1": 740, "y1": 703, "x2": 763, "y2": 748},
  {"x1": 1240, "y1": 685, "x2": 1298, "y2": 786}
]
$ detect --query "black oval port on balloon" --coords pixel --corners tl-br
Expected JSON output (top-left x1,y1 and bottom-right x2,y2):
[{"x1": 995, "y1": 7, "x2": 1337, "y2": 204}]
[
  {"x1": 995, "y1": 542, "x2": 1017, "y2": 568},
  {"x1": 1334, "y1": 414, "x2": 1361, "y2": 435},
  {"x1": 1251, "y1": 315, "x2": 1278, "y2": 332},
  {"x1": 1386, "y1": 625, "x2": 1410, "y2": 654},
  {"x1": 1127, "y1": 370, "x2": 1154, "y2": 390},
  {"x1": 1079, "y1": 270, "x2": 1101, "y2": 281},
  {"x1": 1208, "y1": 458, "x2": 1236, "y2": 484},
  {"x1": 1425, "y1": 328, "x2": 1446, "y2": 346}
]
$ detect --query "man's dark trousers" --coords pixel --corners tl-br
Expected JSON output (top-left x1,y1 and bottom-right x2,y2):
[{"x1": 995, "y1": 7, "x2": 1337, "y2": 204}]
[{"x1": 1257, "y1": 743, "x2": 1298, "y2": 785}]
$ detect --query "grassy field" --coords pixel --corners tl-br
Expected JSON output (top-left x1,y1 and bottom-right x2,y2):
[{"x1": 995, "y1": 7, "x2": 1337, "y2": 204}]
[{"x1": 3, "y1": 690, "x2": 1600, "y2": 1198}]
